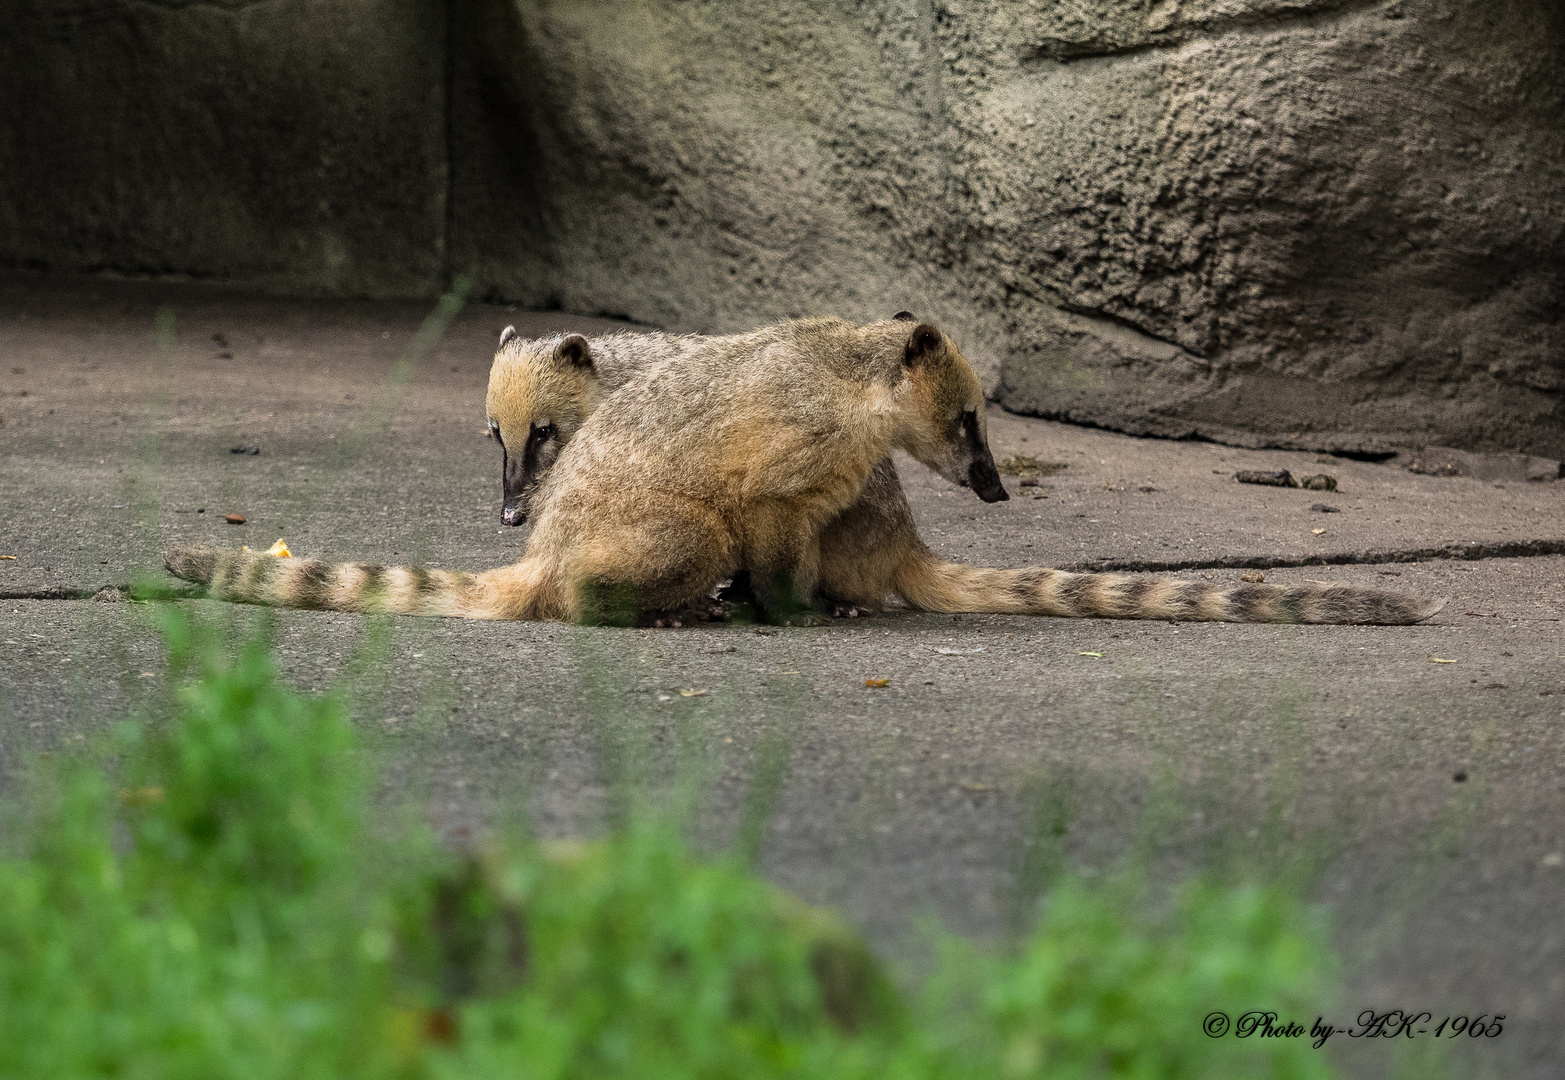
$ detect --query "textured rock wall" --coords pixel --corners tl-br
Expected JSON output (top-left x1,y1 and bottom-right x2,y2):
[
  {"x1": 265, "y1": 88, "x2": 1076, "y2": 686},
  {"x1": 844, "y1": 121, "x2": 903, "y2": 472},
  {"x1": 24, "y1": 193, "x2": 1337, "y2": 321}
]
[
  {"x1": 979, "y1": 0, "x2": 1565, "y2": 456},
  {"x1": 4, "y1": 0, "x2": 1561, "y2": 455},
  {"x1": 452, "y1": 0, "x2": 1564, "y2": 457},
  {"x1": 0, "y1": 0, "x2": 446, "y2": 296},
  {"x1": 450, "y1": 0, "x2": 993, "y2": 342}
]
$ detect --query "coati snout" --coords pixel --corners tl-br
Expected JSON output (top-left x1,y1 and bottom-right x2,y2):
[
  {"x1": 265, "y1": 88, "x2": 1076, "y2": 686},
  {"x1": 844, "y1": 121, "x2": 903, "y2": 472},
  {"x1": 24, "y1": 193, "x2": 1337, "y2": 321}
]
[
  {"x1": 488, "y1": 330, "x2": 596, "y2": 526},
  {"x1": 496, "y1": 419, "x2": 560, "y2": 526},
  {"x1": 960, "y1": 410, "x2": 1008, "y2": 503},
  {"x1": 969, "y1": 459, "x2": 1009, "y2": 502},
  {"x1": 900, "y1": 323, "x2": 1009, "y2": 503}
]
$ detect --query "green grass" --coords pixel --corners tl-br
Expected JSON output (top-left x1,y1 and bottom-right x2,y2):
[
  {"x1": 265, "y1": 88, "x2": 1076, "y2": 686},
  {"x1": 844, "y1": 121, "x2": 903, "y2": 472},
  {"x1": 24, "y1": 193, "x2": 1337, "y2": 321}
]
[{"x1": 0, "y1": 611, "x2": 1343, "y2": 1079}]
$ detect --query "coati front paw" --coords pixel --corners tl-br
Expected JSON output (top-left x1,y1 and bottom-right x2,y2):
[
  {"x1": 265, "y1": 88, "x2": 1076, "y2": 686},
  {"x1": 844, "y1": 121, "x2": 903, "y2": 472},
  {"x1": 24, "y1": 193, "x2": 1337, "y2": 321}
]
[
  {"x1": 823, "y1": 597, "x2": 864, "y2": 619},
  {"x1": 689, "y1": 597, "x2": 731, "y2": 622},
  {"x1": 646, "y1": 599, "x2": 731, "y2": 629},
  {"x1": 748, "y1": 570, "x2": 830, "y2": 627}
]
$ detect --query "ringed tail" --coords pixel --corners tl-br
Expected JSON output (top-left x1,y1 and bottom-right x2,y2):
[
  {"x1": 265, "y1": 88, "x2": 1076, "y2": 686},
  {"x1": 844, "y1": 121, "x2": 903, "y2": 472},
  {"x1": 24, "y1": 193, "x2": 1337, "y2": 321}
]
[
  {"x1": 892, "y1": 555, "x2": 1446, "y2": 625},
  {"x1": 164, "y1": 545, "x2": 493, "y2": 618}
]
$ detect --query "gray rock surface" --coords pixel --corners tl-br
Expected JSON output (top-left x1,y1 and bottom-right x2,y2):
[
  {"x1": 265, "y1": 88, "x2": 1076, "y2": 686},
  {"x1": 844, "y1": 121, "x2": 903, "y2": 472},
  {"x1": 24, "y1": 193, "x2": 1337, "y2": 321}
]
[{"x1": 4, "y1": 0, "x2": 1562, "y2": 456}]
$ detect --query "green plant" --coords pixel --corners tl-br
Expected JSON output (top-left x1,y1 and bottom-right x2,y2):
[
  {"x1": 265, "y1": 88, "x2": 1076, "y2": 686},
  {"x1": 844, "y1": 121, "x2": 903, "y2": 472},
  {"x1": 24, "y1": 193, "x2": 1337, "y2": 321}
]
[{"x1": 0, "y1": 610, "x2": 1348, "y2": 1079}]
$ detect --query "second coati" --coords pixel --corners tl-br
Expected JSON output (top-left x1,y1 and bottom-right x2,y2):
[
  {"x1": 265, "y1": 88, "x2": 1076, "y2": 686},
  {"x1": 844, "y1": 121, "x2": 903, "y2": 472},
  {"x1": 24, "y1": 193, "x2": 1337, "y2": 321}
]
[{"x1": 166, "y1": 317, "x2": 1444, "y2": 626}]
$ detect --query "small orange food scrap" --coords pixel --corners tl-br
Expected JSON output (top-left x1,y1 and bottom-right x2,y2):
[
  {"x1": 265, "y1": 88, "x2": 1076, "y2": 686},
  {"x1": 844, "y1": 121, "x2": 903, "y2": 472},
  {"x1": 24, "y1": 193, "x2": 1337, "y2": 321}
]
[
  {"x1": 265, "y1": 538, "x2": 292, "y2": 558},
  {"x1": 225, "y1": 513, "x2": 246, "y2": 525},
  {"x1": 864, "y1": 678, "x2": 891, "y2": 688}
]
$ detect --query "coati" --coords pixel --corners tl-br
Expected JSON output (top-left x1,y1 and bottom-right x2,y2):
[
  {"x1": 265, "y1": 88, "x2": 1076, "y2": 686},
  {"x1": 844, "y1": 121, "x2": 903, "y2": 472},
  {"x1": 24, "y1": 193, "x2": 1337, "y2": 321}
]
[
  {"x1": 484, "y1": 315, "x2": 1008, "y2": 530},
  {"x1": 165, "y1": 318, "x2": 1445, "y2": 626}
]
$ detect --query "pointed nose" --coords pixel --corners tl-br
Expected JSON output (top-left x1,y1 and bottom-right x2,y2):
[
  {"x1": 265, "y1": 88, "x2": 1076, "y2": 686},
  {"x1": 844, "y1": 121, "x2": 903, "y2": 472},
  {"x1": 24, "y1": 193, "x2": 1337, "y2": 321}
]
[{"x1": 969, "y1": 457, "x2": 1009, "y2": 502}]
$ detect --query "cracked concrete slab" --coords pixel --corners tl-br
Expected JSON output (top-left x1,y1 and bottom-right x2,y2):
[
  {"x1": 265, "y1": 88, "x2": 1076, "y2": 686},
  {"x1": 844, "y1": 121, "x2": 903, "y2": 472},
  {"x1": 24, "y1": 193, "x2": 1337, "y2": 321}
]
[{"x1": 3, "y1": 274, "x2": 1565, "y2": 1077}]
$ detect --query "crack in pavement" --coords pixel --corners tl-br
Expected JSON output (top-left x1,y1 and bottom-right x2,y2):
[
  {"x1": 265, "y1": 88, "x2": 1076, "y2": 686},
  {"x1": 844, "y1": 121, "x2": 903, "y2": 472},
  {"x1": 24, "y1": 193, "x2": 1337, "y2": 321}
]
[
  {"x1": 6, "y1": 539, "x2": 1563, "y2": 602},
  {"x1": 1, "y1": 584, "x2": 204, "y2": 602},
  {"x1": 1061, "y1": 538, "x2": 1565, "y2": 574}
]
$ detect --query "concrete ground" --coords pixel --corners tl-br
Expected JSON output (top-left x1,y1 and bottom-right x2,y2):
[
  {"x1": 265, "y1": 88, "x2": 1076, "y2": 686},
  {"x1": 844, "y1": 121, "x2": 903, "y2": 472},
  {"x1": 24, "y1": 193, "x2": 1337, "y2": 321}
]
[{"x1": 3, "y1": 272, "x2": 1564, "y2": 1078}]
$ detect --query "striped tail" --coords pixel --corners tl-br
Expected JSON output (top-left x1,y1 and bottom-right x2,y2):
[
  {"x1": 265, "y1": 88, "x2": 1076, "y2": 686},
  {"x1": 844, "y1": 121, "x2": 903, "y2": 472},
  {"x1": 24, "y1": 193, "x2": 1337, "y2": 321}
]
[
  {"x1": 164, "y1": 546, "x2": 489, "y2": 618},
  {"x1": 893, "y1": 555, "x2": 1446, "y2": 625}
]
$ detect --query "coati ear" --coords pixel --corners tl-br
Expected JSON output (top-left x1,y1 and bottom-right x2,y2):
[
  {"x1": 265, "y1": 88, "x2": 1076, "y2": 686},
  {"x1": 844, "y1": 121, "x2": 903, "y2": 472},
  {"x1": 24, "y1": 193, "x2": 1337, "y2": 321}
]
[
  {"x1": 892, "y1": 310, "x2": 916, "y2": 322},
  {"x1": 903, "y1": 322, "x2": 944, "y2": 366},
  {"x1": 554, "y1": 334, "x2": 593, "y2": 370},
  {"x1": 499, "y1": 325, "x2": 518, "y2": 346}
]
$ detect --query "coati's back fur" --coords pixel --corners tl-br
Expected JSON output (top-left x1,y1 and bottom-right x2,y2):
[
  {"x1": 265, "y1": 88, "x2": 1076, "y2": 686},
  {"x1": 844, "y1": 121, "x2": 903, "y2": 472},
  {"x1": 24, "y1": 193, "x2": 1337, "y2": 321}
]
[{"x1": 166, "y1": 318, "x2": 1445, "y2": 626}]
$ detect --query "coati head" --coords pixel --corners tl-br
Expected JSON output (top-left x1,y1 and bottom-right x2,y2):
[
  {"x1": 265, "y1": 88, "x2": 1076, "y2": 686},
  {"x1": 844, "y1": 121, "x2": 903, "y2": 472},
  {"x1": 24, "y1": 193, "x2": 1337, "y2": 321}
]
[
  {"x1": 485, "y1": 328, "x2": 601, "y2": 526},
  {"x1": 890, "y1": 318, "x2": 1009, "y2": 503}
]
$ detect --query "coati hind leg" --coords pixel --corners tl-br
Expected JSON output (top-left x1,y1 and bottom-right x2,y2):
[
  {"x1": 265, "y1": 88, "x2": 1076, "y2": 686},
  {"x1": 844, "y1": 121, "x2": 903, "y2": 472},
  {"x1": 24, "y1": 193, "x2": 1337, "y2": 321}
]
[{"x1": 562, "y1": 498, "x2": 740, "y2": 627}]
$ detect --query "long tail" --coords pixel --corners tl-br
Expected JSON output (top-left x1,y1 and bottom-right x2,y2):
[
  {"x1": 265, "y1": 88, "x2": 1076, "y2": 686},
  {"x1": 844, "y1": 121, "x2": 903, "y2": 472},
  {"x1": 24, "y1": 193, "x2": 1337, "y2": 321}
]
[
  {"x1": 162, "y1": 546, "x2": 553, "y2": 619},
  {"x1": 892, "y1": 555, "x2": 1445, "y2": 625}
]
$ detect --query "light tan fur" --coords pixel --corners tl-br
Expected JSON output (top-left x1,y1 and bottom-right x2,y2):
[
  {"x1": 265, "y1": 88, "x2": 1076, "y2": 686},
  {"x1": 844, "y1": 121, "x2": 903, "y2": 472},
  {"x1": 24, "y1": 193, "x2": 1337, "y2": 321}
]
[{"x1": 165, "y1": 318, "x2": 1445, "y2": 626}]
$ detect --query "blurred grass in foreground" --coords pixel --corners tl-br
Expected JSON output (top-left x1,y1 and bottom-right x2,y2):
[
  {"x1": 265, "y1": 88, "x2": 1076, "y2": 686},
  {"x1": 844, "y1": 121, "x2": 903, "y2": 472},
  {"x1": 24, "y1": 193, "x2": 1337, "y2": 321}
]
[{"x1": 0, "y1": 610, "x2": 1342, "y2": 1080}]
